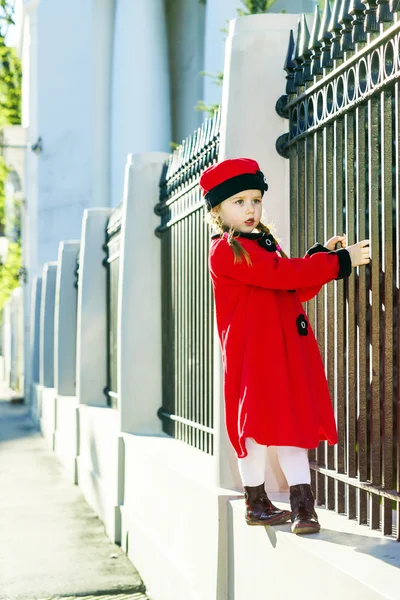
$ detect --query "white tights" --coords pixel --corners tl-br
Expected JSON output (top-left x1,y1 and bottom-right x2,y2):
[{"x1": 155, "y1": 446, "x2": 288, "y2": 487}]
[{"x1": 237, "y1": 438, "x2": 311, "y2": 487}]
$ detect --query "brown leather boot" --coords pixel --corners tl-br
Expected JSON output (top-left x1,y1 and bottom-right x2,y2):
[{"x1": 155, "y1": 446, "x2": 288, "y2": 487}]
[
  {"x1": 244, "y1": 483, "x2": 291, "y2": 526},
  {"x1": 289, "y1": 483, "x2": 320, "y2": 534}
]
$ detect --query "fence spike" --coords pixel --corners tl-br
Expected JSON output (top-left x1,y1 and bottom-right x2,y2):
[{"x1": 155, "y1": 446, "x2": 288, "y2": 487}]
[
  {"x1": 377, "y1": 0, "x2": 394, "y2": 22},
  {"x1": 350, "y1": 0, "x2": 367, "y2": 43},
  {"x1": 309, "y1": 5, "x2": 323, "y2": 77},
  {"x1": 330, "y1": 0, "x2": 345, "y2": 59},
  {"x1": 294, "y1": 19, "x2": 306, "y2": 89},
  {"x1": 340, "y1": 0, "x2": 355, "y2": 52},
  {"x1": 299, "y1": 14, "x2": 313, "y2": 83},
  {"x1": 319, "y1": 0, "x2": 334, "y2": 68},
  {"x1": 284, "y1": 29, "x2": 296, "y2": 95}
]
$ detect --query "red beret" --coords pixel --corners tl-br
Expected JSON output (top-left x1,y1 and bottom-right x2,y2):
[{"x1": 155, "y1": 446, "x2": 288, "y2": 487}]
[{"x1": 199, "y1": 157, "x2": 268, "y2": 211}]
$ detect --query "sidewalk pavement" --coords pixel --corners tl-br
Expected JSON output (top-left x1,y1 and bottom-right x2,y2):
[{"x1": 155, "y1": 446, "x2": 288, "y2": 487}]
[{"x1": 0, "y1": 394, "x2": 150, "y2": 600}]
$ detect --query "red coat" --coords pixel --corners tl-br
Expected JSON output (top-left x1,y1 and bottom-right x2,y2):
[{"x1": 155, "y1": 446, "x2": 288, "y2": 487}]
[{"x1": 209, "y1": 232, "x2": 352, "y2": 459}]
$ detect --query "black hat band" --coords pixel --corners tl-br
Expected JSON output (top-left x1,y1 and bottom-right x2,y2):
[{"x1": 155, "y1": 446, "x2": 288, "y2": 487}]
[{"x1": 205, "y1": 171, "x2": 268, "y2": 211}]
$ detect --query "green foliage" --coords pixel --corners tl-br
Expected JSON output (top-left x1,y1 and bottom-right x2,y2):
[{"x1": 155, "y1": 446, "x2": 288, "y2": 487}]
[
  {"x1": 195, "y1": 99, "x2": 220, "y2": 118},
  {"x1": 0, "y1": 241, "x2": 21, "y2": 307},
  {"x1": 0, "y1": 39, "x2": 22, "y2": 125},
  {"x1": 0, "y1": 1, "x2": 22, "y2": 312},
  {"x1": 0, "y1": 0, "x2": 15, "y2": 30},
  {"x1": 237, "y1": 0, "x2": 278, "y2": 15}
]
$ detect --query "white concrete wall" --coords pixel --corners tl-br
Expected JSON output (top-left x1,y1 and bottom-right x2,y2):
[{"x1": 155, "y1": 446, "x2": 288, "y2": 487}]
[
  {"x1": 228, "y1": 493, "x2": 400, "y2": 600},
  {"x1": 111, "y1": 0, "x2": 171, "y2": 207},
  {"x1": 54, "y1": 241, "x2": 80, "y2": 397},
  {"x1": 40, "y1": 385, "x2": 57, "y2": 450},
  {"x1": 29, "y1": 275, "x2": 41, "y2": 420},
  {"x1": 77, "y1": 405, "x2": 121, "y2": 542},
  {"x1": 39, "y1": 262, "x2": 57, "y2": 389},
  {"x1": 121, "y1": 435, "x2": 241, "y2": 600},
  {"x1": 54, "y1": 395, "x2": 79, "y2": 484},
  {"x1": 76, "y1": 209, "x2": 111, "y2": 408}
]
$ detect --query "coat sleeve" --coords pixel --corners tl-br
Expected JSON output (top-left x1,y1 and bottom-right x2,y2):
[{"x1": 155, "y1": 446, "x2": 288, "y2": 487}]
[
  {"x1": 297, "y1": 243, "x2": 332, "y2": 303},
  {"x1": 209, "y1": 239, "x2": 352, "y2": 290}
]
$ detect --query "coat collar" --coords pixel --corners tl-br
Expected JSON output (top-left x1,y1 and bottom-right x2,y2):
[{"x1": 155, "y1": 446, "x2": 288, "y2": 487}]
[{"x1": 211, "y1": 231, "x2": 264, "y2": 240}]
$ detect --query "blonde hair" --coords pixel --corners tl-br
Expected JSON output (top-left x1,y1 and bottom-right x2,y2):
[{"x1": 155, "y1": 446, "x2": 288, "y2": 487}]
[{"x1": 207, "y1": 208, "x2": 288, "y2": 265}]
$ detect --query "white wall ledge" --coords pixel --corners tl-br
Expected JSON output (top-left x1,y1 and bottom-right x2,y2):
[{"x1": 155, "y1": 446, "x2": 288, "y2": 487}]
[{"x1": 229, "y1": 494, "x2": 400, "y2": 600}]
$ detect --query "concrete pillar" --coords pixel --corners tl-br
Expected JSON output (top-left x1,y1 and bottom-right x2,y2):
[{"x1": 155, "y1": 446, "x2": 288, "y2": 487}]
[
  {"x1": 9, "y1": 287, "x2": 24, "y2": 392},
  {"x1": 118, "y1": 152, "x2": 169, "y2": 434},
  {"x1": 215, "y1": 14, "x2": 301, "y2": 491},
  {"x1": 30, "y1": 276, "x2": 42, "y2": 384},
  {"x1": 40, "y1": 263, "x2": 58, "y2": 388},
  {"x1": 3, "y1": 300, "x2": 11, "y2": 386},
  {"x1": 76, "y1": 208, "x2": 112, "y2": 407},
  {"x1": 111, "y1": 0, "x2": 171, "y2": 207},
  {"x1": 54, "y1": 241, "x2": 80, "y2": 397}
]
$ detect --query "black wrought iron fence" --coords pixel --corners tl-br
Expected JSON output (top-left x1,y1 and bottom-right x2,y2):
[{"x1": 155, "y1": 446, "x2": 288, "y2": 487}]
[
  {"x1": 155, "y1": 109, "x2": 221, "y2": 454},
  {"x1": 104, "y1": 204, "x2": 123, "y2": 409},
  {"x1": 276, "y1": 1, "x2": 400, "y2": 539}
]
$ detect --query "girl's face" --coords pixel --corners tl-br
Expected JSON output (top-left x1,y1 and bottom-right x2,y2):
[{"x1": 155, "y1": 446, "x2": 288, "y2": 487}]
[{"x1": 212, "y1": 188, "x2": 263, "y2": 233}]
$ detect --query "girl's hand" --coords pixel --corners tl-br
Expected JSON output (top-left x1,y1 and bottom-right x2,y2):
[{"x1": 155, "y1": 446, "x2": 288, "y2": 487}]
[
  {"x1": 347, "y1": 240, "x2": 370, "y2": 267},
  {"x1": 324, "y1": 234, "x2": 347, "y2": 251}
]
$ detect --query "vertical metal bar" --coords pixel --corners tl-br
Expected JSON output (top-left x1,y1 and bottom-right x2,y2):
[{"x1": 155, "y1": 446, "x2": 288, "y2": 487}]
[
  {"x1": 209, "y1": 210, "x2": 214, "y2": 454},
  {"x1": 306, "y1": 133, "x2": 316, "y2": 327},
  {"x1": 345, "y1": 109, "x2": 357, "y2": 520},
  {"x1": 395, "y1": 82, "x2": 400, "y2": 541},
  {"x1": 189, "y1": 206, "x2": 193, "y2": 448},
  {"x1": 206, "y1": 209, "x2": 211, "y2": 453},
  {"x1": 368, "y1": 95, "x2": 381, "y2": 529},
  {"x1": 201, "y1": 206, "x2": 206, "y2": 452},
  {"x1": 298, "y1": 140, "x2": 306, "y2": 258},
  {"x1": 356, "y1": 103, "x2": 368, "y2": 525},
  {"x1": 381, "y1": 88, "x2": 394, "y2": 535},
  {"x1": 178, "y1": 218, "x2": 183, "y2": 441},
  {"x1": 168, "y1": 225, "x2": 174, "y2": 438},
  {"x1": 325, "y1": 122, "x2": 336, "y2": 510},
  {"x1": 183, "y1": 213, "x2": 188, "y2": 446},
  {"x1": 307, "y1": 132, "x2": 317, "y2": 480},
  {"x1": 198, "y1": 206, "x2": 203, "y2": 451},
  {"x1": 290, "y1": 144, "x2": 298, "y2": 258},
  {"x1": 316, "y1": 128, "x2": 326, "y2": 505},
  {"x1": 335, "y1": 116, "x2": 346, "y2": 514},
  {"x1": 194, "y1": 207, "x2": 199, "y2": 450}
]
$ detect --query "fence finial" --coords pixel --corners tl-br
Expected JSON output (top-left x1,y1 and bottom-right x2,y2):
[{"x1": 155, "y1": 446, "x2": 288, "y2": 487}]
[
  {"x1": 319, "y1": 0, "x2": 334, "y2": 68},
  {"x1": 330, "y1": 0, "x2": 345, "y2": 59},
  {"x1": 364, "y1": 0, "x2": 379, "y2": 32},
  {"x1": 299, "y1": 15, "x2": 313, "y2": 84},
  {"x1": 310, "y1": 5, "x2": 323, "y2": 77},
  {"x1": 284, "y1": 29, "x2": 296, "y2": 95},
  {"x1": 294, "y1": 19, "x2": 305, "y2": 88},
  {"x1": 350, "y1": 0, "x2": 367, "y2": 43},
  {"x1": 340, "y1": 0, "x2": 355, "y2": 52}
]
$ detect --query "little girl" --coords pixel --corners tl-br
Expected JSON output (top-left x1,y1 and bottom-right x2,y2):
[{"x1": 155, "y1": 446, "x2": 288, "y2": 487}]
[{"x1": 199, "y1": 157, "x2": 370, "y2": 534}]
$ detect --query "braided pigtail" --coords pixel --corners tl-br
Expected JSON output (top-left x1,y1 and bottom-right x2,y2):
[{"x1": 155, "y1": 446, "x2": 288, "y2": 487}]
[
  {"x1": 257, "y1": 221, "x2": 289, "y2": 258},
  {"x1": 207, "y1": 211, "x2": 252, "y2": 265}
]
